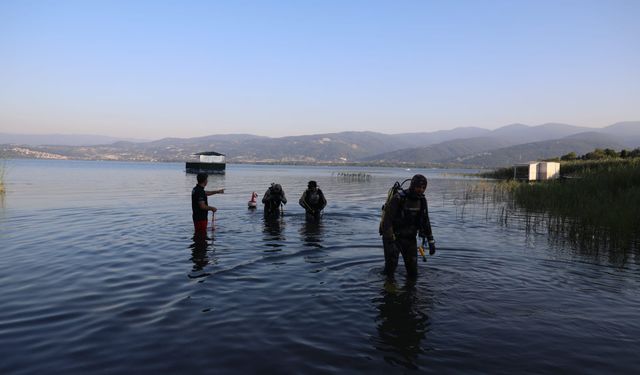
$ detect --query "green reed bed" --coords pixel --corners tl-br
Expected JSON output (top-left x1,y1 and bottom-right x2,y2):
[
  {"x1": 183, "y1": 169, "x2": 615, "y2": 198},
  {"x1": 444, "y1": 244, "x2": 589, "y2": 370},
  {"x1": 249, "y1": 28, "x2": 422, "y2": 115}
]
[
  {"x1": 505, "y1": 159, "x2": 640, "y2": 247},
  {"x1": 477, "y1": 167, "x2": 513, "y2": 180},
  {"x1": 479, "y1": 156, "x2": 640, "y2": 180},
  {"x1": 0, "y1": 162, "x2": 5, "y2": 194},
  {"x1": 555, "y1": 158, "x2": 640, "y2": 176},
  {"x1": 469, "y1": 158, "x2": 640, "y2": 252}
]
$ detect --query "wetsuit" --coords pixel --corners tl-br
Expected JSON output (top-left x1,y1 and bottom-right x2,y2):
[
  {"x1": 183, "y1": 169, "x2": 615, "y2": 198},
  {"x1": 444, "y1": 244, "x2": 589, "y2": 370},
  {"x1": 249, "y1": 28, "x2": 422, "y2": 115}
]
[
  {"x1": 191, "y1": 184, "x2": 208, "y2": 234},
  {"x1": 299, "y1": 188, "x2": 327, "y2": 219},
  {"x1": 262, "y1": 187, "x2": 287, "y2": 216},
  {"x1": 380, "y1": 190, "x2": 433, "y2": 279}
]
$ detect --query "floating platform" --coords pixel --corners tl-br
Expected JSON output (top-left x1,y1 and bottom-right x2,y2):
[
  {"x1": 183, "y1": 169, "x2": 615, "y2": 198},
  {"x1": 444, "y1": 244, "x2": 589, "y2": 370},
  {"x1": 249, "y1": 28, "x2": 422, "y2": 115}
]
[{"x1": 185, "y1": 152, "x2": 226, "y2": 174}]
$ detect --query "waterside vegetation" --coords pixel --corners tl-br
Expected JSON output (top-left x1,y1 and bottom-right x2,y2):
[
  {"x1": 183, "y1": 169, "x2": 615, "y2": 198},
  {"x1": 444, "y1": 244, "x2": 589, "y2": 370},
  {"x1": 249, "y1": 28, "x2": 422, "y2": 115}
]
[
  {"x1": 508, "y1": 159, "x2": 639, "y2": 241},
  {"x1": 0, "y1": 161, "x2": 5, "y2": 194},
  {"x1": 476, "y1": 149, "x2": 640, "y2": 251},
  {"x1": 479, "y1": 147, "x2": 640, "y2": 179}
]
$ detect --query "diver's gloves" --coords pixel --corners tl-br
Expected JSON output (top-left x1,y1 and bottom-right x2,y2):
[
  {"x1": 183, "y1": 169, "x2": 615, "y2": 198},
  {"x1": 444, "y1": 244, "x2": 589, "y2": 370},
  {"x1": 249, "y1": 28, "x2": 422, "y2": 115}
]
[{"x1": 428, "y1": 239, "x2": 436, "y2": 255}]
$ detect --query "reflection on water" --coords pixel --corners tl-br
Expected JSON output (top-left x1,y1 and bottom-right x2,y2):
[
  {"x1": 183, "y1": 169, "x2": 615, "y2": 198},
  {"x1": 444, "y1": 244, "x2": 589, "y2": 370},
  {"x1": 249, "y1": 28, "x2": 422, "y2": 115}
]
[
  {"x1": 300, "y1": 217, "x2": 325, "y2": 267},
  {"x1": 263, "y1": 215, "x2": 285, "y2": 252},
  {"x1": 517, "y1": 212, "x2": 640, "y2": 266},
  {"x1": 188, "y1": 235, "x2": 215, "y2": 279},
  {"x1": 1, "y1": 160, "x2": 640, "y2": 374},
  {"x1": 373, "y1": 281, "x2": 431, "y2": 370},
  {"x1": 453, "y1": 180, "x2": 640, "y2": 266},
  {"x1": 300, "y1": 217, "x2": 324, "y2": 248}
]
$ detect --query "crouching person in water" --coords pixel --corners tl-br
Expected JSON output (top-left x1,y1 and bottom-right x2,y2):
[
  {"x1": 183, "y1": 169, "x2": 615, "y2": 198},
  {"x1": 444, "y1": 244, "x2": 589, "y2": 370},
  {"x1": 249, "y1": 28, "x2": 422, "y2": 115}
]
[
  {"x1": 262, "y1": 183, "x2": 287, "y2": 216},
  {"x1": 191, "y1": 173, "x2": 224, "y2": 235},
  {"x1": 299, "y1": 180, "x2": 327, "y2": 220},
  {"x1": 380, "y1": 174, "x2": 436, "y2": 280}
]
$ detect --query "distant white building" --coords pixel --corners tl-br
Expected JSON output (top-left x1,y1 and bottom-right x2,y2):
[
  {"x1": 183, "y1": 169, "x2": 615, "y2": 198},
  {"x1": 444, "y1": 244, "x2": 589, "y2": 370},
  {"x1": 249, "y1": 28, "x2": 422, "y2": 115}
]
[
  {"x1": 537, "y1": 161, "x2": 560, "y2": 180},
  {"x1": 513, "y1": 161, "x2": 560, "y2": 181},
  {"x1": 186, "y1": 151, "x2": 226, "y2": 174},
  {"x1": 513, "y1": 162, "x2": 538, "y2": 180},
  {"x1": 198, "y1": 153, "x2": 225, "y2": 164}
]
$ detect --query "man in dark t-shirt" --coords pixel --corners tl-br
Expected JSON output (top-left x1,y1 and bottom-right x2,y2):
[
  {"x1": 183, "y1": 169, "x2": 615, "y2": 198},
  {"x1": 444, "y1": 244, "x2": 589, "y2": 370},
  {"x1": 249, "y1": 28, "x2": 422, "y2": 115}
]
[{"x1": 191, "y1": 173, "x2": 224, "y2": 235}]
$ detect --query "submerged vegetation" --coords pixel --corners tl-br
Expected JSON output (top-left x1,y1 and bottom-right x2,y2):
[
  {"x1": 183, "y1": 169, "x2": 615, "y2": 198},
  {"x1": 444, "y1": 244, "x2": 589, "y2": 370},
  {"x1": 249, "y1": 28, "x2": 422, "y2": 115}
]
[
  {"x1": 332, "y1": 171, "x2": 372, "y2": 181},
  {"x1": 0, "y1": 161, "x2": 5, "y2": 194},
  {"x1": 471, "y1": 150, "x2": 640, "y2": 253}
]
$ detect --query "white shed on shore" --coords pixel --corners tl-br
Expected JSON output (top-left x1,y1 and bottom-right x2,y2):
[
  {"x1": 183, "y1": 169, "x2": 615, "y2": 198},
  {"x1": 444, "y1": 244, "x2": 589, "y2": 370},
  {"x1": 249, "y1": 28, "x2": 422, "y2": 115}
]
[
  {"x1": 513, "y1": 161, "x2": 560, "y2": 181},
  {"x1": 537, "y1": 161, "x2": 560, "y2": 180},
  {"x1": 513, "y1": 162, "x2": 538, "y2": 181}
]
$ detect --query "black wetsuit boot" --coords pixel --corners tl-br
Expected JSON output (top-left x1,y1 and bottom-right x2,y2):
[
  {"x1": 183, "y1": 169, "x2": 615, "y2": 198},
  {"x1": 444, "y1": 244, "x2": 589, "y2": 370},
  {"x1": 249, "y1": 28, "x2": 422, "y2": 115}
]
[{"x1": 383, "y1": 239, "x2": 400, "y2": 277}]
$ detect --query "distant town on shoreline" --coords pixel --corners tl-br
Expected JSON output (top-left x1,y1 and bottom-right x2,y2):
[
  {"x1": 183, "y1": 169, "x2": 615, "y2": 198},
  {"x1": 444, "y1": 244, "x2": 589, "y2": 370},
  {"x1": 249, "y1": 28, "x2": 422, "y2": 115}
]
[{"x1": 1, "y1": 121, "x2": 639, "y2": 168}]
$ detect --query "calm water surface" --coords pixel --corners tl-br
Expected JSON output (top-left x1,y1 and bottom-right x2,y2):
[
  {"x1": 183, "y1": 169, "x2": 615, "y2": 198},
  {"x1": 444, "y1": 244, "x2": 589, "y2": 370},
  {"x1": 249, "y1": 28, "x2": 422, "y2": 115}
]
[{"x1": 1, "y1": 160, "x2": 639, "y2": 374}]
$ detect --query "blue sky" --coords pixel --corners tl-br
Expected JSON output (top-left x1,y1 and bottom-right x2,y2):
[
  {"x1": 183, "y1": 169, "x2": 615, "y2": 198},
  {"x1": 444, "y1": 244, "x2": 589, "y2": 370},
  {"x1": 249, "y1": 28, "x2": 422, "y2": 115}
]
[{"x1": 1, "y1": 0, "x2": 638, "y2": 138}]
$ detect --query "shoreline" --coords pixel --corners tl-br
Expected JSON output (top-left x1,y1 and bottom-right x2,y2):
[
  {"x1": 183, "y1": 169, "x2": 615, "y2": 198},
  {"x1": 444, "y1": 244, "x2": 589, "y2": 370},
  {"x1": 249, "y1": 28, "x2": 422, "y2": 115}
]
[{"x1": 0, "y1": 156, "x2": 486, "y2": 170}]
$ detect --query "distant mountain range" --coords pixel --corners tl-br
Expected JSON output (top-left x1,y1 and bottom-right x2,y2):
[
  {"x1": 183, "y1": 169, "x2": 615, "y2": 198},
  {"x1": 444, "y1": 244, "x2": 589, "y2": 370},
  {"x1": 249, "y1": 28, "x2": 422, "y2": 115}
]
[
  {"x1": 1, "y1": 122, "x2": 639, "y2": 167},
  {"x1": 0, "y1": 133, "x2": 149, "y2": 146},
  {"x1": 451, "y1": 132, "x2": 626, "y2": 167},
  {"x1": 364, "y1": 122, "x2": 639, "y2": 166}
]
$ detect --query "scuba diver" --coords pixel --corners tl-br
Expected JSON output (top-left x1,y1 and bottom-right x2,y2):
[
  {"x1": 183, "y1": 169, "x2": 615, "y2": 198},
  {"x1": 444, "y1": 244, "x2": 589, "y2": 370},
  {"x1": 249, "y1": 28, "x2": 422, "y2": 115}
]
[
  {"x1": 379, "y1": 174, "x2": 436, "y2": 280},
  {"x1": 262, "y1": 183, "x2": 287, "y2": 216},
  {"x1": 299, "y1": 180, "x2": 327, "y2": 220}
]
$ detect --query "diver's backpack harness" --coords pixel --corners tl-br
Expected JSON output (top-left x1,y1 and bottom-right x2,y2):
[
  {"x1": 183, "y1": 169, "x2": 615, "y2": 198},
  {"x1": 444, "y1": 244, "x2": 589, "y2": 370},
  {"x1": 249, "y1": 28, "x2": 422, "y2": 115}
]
[
  {"x1": 379, "y1": 179, "x2": 428, "y2": 238},
  {"x1": 265, "y1": 184, "x2": 285, "y2": 215},
  {"x1": 379, "y1": 179, "x2": 411, "y2": 236}
]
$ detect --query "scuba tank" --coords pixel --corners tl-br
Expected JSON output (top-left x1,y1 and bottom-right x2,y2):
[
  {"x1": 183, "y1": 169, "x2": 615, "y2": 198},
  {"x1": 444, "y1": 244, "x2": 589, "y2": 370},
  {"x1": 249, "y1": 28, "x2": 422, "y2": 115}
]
[
  {"x1": 379, "y1": 179, "x2": 411, "y2": 235},
  {"x1": 308, "y1": 190, "x2": 320, "y2": 205},
  {"x1": 264, "y1": 183, "x2": 285, "y2": 216}
]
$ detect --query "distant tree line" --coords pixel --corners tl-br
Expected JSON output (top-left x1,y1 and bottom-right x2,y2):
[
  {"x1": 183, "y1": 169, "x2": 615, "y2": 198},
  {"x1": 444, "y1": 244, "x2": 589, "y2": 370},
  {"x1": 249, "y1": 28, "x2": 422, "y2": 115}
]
[{"x1": 557, "y1": 148, "x2": 640, "y2": 161}]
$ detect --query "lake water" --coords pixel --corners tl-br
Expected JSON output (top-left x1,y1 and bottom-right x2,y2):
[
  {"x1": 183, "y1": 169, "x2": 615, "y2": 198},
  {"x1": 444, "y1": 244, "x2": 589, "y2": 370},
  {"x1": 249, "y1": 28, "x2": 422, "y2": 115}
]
[{"x1": 1, "y1": 160, "x2": 639, "y2": 374}]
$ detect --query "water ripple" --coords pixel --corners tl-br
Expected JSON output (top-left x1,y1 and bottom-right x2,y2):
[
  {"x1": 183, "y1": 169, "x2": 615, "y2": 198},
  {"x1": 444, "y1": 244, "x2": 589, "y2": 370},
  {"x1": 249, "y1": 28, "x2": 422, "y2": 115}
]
[{"x1": 1, "y1": 161, "x2": 639, "y2": 374}]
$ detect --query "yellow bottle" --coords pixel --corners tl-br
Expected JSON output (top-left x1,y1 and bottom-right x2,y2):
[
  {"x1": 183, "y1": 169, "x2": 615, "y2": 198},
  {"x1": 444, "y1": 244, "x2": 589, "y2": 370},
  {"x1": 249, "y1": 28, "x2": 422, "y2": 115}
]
[{"x1": 418, "y1": 245, "x2": 427, "y2": 262}]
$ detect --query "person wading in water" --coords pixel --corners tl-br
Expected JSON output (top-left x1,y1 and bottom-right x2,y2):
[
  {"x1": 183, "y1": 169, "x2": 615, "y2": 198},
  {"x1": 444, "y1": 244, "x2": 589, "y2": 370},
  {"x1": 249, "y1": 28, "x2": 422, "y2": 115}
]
[
  {"x1": 299, "y1": 180, "x2": 327, "y2": 220},
  {"x1": 380, "y1": 174, "x2": 436, "y2": 280},
  {"x1": 191, "y1": 173, "x2": 224, "y2": 235},
  {"x1": 262, "y1": 183, "x2": 287, "y2": 217}
]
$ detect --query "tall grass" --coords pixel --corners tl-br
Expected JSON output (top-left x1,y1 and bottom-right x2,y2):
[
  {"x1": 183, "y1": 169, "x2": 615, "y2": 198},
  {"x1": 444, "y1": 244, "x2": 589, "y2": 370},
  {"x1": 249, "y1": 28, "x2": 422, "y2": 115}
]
[
  {"x1": 554, "y1": 158, "x2": 639, "y2": 176},
  {"x1": 499, "y1": 159, "x2": 640, "y2": 251},
  {"x1": 477, "y1": 167, "x2": 514, "y2": 180},
  {"x1": 479, "y1": 157, "x2": 640, "y2": 179},
  {"x1": 0, "y1": 161, "x2": 5, "y2": 194},
  {"x1": 466, "y1": 159, "x2": 640, "y2": 253},
  {"x1": 507, "y1": 159, "x2": 640, "y2": 236}
]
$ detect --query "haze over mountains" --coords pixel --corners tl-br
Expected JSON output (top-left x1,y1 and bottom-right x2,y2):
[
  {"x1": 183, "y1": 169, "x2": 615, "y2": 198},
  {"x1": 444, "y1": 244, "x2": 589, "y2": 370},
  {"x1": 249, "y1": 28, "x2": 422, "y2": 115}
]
[
  {"x1": 1, "y1": 122, "x2": 639, "y2": 167},
  {"x1": 0, "y1": 133, "x2": 149, "y2": 146}
]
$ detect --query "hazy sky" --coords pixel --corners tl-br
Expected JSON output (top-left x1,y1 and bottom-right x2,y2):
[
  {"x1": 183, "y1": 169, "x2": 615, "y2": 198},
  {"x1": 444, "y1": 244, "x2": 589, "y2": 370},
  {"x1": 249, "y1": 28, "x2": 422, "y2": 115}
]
[{"x1": 1, "y1": 0, "x2": 639, "y2": 138}]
